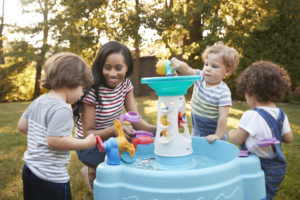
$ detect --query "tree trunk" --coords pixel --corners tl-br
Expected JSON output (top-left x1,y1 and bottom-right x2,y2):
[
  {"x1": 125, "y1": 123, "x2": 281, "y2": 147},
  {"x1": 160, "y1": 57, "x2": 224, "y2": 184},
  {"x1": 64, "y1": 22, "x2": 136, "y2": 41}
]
[
  {"x1": 133, "y1": 0, "x2": 142, "y2": 96},
  {"x1": 0, "y1": 0, "x2": 5, "y2": 64},
  {"x1": 33, "y1": 2, "x2": 49, "y2": 99},
  {"x1": 133, "y1": 44, "x2": 141, "y2": 96},
  {"x1": 33, "y1": 62, "x2": 42, "y2": 99}
]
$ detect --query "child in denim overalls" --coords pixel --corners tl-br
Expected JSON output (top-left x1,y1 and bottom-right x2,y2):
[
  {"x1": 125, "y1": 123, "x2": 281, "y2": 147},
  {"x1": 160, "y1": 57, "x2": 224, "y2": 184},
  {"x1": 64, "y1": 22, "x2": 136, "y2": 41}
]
[{"x1": 228, "y1": 61, "x2": 293, "y2": 200}]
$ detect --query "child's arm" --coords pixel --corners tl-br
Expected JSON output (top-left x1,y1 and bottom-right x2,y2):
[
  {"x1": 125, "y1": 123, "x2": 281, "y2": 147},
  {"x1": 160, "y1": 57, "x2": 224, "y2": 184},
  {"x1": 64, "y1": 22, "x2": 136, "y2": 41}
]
[
  {"x1": 170, "y1": 58, "x2": 195, "y2": 75},
  {"x1": 47, "y1": 134, "x2": 96, "y2": 151},
  {"x1": 228, "y1": 128, "x2": 249, "y2": 145},
  {"x1": 81, "y1": 103, "x2": 119, "y2": 140},
  {"x1": 206, "y1": 106, "x2": 230, "y2": 143},
  {"x1": 17, "y1": 116, "x2": 28, "y2": 134},
  {"x1": 124, "y1": 90, "x2": 156, "y2": 133},
  {"x1": 282, "y1": 131, "x2": 293, "y2": 143}
]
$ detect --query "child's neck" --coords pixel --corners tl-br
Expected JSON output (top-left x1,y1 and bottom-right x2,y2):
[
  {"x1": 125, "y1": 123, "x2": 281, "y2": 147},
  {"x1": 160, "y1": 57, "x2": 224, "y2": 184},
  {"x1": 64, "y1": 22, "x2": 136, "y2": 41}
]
[
  {"x1": 254, "y1": 101, "x2": 276, "y2": 108},
  {"x1": 48, "y1": 89, "x2": 67, "y2": 102}
]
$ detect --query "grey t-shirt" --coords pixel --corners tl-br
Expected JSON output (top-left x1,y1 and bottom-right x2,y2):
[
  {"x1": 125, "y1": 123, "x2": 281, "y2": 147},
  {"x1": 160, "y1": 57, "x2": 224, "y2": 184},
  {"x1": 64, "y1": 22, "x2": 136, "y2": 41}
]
[{"x1": 22, "y1": 94, "x2": 74, "y2": 183}]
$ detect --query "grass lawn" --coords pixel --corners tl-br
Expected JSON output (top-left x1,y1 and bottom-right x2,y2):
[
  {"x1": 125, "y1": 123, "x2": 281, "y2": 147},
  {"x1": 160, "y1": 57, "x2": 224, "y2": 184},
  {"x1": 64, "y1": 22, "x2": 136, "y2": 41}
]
[{"x1": 0, "y1": 96, "x2": 299, "y2": 200}]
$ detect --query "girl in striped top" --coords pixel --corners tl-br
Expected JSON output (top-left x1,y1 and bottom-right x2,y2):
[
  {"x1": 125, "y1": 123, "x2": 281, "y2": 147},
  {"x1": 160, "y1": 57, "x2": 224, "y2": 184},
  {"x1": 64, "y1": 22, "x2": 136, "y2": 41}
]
[{"x1": 73, "y1": 41, "x2": 156, "y2": 192}]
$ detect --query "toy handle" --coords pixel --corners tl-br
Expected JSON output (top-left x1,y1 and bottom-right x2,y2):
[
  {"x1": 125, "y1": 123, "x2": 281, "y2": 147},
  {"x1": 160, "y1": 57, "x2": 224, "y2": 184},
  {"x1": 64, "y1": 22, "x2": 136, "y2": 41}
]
[
  {"x1": 96, "y1": 136, "x2": 105, "y2": 152},
  {"x1": 132, "y1": 136, "x2": 154, "y2": 149},
  {"x1": 133, "y1": 130, "x2": 154, "y2": 138}
]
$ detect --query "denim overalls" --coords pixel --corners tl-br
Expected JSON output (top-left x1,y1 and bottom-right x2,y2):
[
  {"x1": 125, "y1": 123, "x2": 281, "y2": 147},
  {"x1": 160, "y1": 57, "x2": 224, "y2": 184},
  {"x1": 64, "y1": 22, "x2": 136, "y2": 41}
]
[
  {"x1": 191, "y1": 113, "x2": 227, "y2": 140},
  {"x1": 242, "y1": 108, "x2": 286, "y2": 200}
]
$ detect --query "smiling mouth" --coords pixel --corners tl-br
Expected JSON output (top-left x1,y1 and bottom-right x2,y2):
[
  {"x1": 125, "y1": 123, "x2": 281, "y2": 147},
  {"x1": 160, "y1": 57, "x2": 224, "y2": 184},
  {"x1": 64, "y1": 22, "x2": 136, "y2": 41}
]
[{"x1": 108, "y1": 79, "x2": 119, "y2": 83}]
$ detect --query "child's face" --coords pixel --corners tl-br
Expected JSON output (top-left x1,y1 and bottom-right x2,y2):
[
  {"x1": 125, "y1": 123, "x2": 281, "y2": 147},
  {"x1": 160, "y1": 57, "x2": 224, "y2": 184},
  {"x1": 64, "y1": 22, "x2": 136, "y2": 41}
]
[
  {"x1": 203, "y1": 53, "x2": 230, "y2": 87},
  {"x1": 65, "y1": 86, "x2": 84, "y2": 104},
  {"x1": 102, "y1": 53, "x2": 128, "y2": 88}
]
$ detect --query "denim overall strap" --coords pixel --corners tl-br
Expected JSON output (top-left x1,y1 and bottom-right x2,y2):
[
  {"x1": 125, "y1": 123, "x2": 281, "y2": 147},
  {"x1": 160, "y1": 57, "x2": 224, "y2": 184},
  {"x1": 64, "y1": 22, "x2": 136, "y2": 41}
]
[
  {"x1": 254, "y1": 108, "x2": 287, "y2": 200},
  {"x1": 254, "y1": 108, "x2": 286, "y2": 164}
]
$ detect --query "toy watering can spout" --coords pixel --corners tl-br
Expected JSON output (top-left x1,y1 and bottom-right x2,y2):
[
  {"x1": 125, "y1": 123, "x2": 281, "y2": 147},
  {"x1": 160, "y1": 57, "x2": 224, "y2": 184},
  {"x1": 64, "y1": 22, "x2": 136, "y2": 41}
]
[{"x1": 156, "y1": 60, "x2": 173, "y2": 76}]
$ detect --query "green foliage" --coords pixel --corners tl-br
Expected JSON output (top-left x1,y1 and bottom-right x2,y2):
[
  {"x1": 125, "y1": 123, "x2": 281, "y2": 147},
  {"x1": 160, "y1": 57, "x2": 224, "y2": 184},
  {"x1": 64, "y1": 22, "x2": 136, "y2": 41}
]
[
  {"x1": 1, "y1": 0, "x2": 299, "y2": 101},
  {"x1": 0, "y1": 41, "x2": 35, "y2": 102},
  {"x1": 223, "y1": 0, "x2": 300, "y2": 96},
  {"x1": 52, "y1": 0, "x2": 108, "y2": 61}
]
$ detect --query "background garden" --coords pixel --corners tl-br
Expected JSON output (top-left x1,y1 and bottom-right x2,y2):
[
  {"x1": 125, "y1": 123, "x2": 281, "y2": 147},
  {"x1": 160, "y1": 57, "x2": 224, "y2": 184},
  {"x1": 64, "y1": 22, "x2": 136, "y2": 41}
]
[{"x1": 0, "y1": 0, "x2": 299, "y2": 199}]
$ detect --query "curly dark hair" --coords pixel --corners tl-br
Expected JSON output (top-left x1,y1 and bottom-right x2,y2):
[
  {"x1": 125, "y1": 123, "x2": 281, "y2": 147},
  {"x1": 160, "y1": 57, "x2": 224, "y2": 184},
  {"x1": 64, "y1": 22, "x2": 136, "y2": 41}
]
[{"x1": 237, "y1": 61, "x2": 291, "y2": 102}]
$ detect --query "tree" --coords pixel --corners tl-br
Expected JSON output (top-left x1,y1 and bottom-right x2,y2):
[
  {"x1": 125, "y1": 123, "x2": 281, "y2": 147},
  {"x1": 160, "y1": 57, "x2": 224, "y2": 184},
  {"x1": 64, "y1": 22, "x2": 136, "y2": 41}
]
[
  {"x1": 52, "y1": 0, "x2": 108, "y2": 63},
  {"x1": 223, "y1": 0, "x2": 300, "y2": 90},
  {"x1": 0, "y1": 40, "x2": 35, "y2": 101},
  {"x1": 149, "y1": 0, "x2": 226, "y2": 67},
  {"x1": 107, "y1": 0, "x2": 151, "y2": 96},
  {"x1": 0, "y1": 0, "x2": 5, "y2": 64},
  {"x1": 17, "y1": 0, "x2": 58, "y2": 99}
]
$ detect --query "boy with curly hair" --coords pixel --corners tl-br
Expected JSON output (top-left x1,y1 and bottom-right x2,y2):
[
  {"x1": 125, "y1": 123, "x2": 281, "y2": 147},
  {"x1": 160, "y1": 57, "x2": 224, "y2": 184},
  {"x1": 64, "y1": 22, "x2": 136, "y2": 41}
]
[{"x1": 228, "y1": 61, "x2": 293, "y2": 200}]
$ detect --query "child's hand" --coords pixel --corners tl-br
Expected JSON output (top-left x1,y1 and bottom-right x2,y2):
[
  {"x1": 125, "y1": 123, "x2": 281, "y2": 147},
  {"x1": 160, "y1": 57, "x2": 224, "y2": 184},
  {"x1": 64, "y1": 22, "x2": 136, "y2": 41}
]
[
  {"x1": 205, "y1": 134, "x2": 220, "y2": 144},
  {"x1": 122, "y1": 126, "x2": 135, "y2": 141},
  {"x1": 170, "y1": 57, "x2": 185, "y2": 71},
  {"x1": 84, "y1": 134, "x2": 97, "y2": 148}
]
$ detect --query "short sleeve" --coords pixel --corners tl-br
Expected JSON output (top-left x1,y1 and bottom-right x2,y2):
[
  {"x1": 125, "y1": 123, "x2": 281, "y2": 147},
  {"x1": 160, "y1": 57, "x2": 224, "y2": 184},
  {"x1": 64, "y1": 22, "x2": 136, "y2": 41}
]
[
  {"x1": 238, "y1": 110, "x2": 264, "y2": 137},
  {"x1": 47, "y1": 108, "x2": 74, "y2": 136},
  {"x1": 22, "y1": 103, "x2": 34, "y2": 119},
  {"x1": 218, "y1": 85, "x2": 232, "y2": 106},
  {"x1": 125, "y1": 78, "x2": 133, "y2": 94},
  {"x1": 83, "y1": 88, "x2": 97, "y2": 106}
]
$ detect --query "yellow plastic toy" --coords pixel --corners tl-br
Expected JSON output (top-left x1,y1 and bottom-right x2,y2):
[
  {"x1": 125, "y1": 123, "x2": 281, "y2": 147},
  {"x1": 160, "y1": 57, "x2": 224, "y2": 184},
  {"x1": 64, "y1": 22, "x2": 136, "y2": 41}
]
[
  {"x1": 156, "y1": 60, "x2": 173, "y2": 76},
  {"x1": 114, "y1": 119, "x2": 136, "y2": 158}
]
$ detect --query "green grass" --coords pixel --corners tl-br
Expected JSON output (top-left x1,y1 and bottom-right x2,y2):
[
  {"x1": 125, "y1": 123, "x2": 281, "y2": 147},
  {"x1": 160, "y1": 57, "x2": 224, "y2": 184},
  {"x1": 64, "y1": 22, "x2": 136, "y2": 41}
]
[{"x1": 0, "y1": 97, "x2": 299, "y2": 200}]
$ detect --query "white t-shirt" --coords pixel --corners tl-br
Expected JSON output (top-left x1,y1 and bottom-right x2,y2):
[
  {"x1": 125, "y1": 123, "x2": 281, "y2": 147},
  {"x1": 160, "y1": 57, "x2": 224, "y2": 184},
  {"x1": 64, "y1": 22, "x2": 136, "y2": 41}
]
[{"x1": 238, "y1": 107, "x2": 291, "y2": 158}]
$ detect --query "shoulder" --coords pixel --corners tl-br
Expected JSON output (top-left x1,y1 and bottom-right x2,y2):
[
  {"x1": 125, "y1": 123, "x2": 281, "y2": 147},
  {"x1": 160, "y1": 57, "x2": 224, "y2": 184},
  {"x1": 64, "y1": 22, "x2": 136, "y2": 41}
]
[
  {"x1": 124, "y1": 78, "x2": 133, "y2": 87},
  {"x1": 239, "y1": 110, "x2": 266, "y2": 136},
  {"x1": 241, "y1": 110, "x2": 258, "y2": 119},
  {"x1": 49, "y1": 100, "x2": 72, "y2": 115},
  {"x1": 218, "y1": 82, "x2": 230, "y2": 92},
  {"x1": 122, "y1": 78, "x2": 133, "y2": 91}
]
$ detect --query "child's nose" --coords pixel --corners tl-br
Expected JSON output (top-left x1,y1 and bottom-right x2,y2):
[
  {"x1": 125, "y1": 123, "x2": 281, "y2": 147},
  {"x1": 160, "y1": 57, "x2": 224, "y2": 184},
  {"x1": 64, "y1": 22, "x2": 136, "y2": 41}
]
[
  {"x1": 109, "y1": 70, "x2": 118, "y2": 77},
  {"x1": 205, "y1": 65, "x2": 212, "y2": 71}
]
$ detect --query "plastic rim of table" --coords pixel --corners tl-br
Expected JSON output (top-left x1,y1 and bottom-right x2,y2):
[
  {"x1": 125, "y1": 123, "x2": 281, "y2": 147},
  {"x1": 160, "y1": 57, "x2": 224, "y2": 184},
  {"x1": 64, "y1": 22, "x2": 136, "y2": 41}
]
[{"x1": 141, "y1": 75, "x2": 201, "y2": 96}]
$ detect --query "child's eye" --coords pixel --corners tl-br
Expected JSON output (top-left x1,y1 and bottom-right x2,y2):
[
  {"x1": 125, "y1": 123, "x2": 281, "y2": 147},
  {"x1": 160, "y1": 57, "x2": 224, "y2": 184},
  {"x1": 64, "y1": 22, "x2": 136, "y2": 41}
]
[
  {"x1": 115, "y1": 65, "x2": 124, "y2": 71},
  {"x1": 212, "y1": 65, "x2": 218, "y2": 68},
  {"x1": 104, "y1": 65, "x2": 111, "y2": 70}
]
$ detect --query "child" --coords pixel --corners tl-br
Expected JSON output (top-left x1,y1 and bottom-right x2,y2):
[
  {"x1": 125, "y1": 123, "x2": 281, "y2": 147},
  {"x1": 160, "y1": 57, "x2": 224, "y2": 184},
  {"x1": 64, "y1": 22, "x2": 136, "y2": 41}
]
[
  {"x1": 171, "y1": 43, "x2": 239, "y2": 143},
  {"x1": 17, "y1": 52, "x2": 97, "y2": 200},
  {"x1": 228, "y1": 61, "x2": 293, "y2": 200},
  {"x1": 73, "y1": 41, "x2": 156, "y2": 192}
]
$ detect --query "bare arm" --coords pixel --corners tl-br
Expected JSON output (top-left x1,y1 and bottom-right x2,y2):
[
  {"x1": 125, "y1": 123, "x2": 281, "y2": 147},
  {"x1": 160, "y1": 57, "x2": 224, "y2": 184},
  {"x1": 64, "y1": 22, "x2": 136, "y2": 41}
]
[
  {"x1": 17, "y1": 116, "x2": 28, "y2": 134},
  {"x1": 282, "y1": 131, "x2": 293, "y2": 143},
  {"x1": 170, "y1": 57, "x2": 195, "y2": 75},
  {"x1": 206, "y1": 106, "x2": 230, "y2": 143},
  {"x1": 47, "y1": 134, "x2": 96, "y2": 151},
  {"x1": 228, "y1": 127, "x2": 249, "y2": 145},
  {"x1": 124, "y1": 90, "x2": 156, "y2": 132},
  {"x1": 82, "y1": 103, "x2": 117, "y2": 140}
]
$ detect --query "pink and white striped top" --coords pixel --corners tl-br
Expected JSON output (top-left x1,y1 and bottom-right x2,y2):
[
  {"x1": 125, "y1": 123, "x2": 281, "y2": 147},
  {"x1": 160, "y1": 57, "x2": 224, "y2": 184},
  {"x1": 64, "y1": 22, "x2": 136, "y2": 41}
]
[{"x1": 75, "y1": 78, "x2": 133, "y2": 138}]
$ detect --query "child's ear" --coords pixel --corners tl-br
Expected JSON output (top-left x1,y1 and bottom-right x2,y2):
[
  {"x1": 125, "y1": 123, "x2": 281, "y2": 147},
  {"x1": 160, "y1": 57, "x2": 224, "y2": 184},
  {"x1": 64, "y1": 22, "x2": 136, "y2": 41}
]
[{"x1": 225, "y1": 68, "x2": 232, "y2": 76}]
